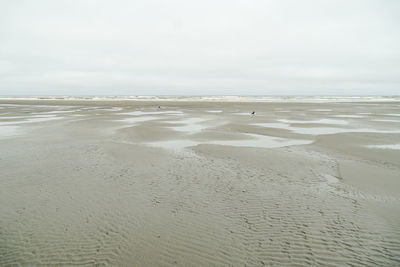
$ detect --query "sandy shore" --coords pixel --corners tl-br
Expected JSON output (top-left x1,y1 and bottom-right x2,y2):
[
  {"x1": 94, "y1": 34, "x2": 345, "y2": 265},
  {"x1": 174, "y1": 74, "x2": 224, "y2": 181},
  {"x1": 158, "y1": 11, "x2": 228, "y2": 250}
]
[{"x1": 1, "y1": 99, "x2": 399, "y2": 266}]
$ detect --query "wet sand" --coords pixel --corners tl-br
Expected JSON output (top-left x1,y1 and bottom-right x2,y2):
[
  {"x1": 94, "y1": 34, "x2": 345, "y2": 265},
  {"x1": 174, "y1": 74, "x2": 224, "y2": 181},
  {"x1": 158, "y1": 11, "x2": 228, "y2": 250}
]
[{"x1": 0, "y1": 99, "x2": 399, "y2": 266}]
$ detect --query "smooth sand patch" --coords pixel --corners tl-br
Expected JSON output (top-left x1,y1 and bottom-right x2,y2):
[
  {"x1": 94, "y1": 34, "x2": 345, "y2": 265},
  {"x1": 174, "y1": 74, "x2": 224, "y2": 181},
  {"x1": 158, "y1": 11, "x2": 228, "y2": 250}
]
[{"x1": 338, "y1": 159, "x2": 400, "y2": 198}]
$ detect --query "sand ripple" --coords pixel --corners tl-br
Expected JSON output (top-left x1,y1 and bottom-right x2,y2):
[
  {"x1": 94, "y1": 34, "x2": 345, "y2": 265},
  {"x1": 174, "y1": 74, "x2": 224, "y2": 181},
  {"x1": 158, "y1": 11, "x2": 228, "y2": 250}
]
[{"x1": 1, "y1": 102, "x2": 399, "y2": 266}]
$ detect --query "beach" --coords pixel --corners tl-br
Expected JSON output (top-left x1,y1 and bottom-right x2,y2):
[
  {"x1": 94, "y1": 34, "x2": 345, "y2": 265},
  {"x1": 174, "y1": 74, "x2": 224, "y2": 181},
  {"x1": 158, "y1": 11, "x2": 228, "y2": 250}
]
[{"x1": 1, "y1": 98, "x2": 399, "y2": 266}]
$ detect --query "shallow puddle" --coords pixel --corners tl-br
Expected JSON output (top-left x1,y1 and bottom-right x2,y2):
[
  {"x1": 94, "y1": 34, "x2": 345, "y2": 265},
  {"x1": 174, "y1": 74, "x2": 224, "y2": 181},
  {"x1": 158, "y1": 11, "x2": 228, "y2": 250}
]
[
  {"x1": 210, "y1": 134, "x2": 312, "y2": 148},
  {"x1": 116, "y1": 116, "x2": 160, "y2": 124},
  {"x1": 310, "y1": 109, "x2": 332, "y2": 112},
  {"x1": 279, "y1": 119, "x2": 348, "y2": 125},
  {"x1": 0, "y1": 115, "x2": 62, "y2": 126},
  {"x1": 333, "y1": 115, "x2": 365, "y2": 118},
  {"x1": 164, "y1": 117, "x2": 211, "y2": 134},
  {"x1": 253, "y1": 122, "x2": 400, "y2": 135},
  {"x1": 366, "y1": 144, "x2": 400, "y2": 150},
  {"x1": 119, "y1": 110, "x2": 183, "y2": 116},
  {"x1": 0, "y1": 125, "x2": 20, "y2": 139},
  {"x1": 146, "y1": 133, "x2": 311, "y2": 151}
]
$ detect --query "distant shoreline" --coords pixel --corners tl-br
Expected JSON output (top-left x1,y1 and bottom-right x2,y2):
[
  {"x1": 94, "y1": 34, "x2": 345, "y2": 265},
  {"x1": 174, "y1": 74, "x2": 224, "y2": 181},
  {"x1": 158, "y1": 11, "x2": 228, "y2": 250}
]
[{"x1": 1, "y1": 95, "x2": 400, "y2": 103}]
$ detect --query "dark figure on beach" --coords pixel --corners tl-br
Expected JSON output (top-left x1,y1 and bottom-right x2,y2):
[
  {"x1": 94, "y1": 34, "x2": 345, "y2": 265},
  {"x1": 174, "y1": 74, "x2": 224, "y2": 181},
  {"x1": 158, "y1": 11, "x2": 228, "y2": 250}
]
[
  {"x1": 158, "y1": 106, "x2": 161, "y2": 109},
  {"x1": 251, "y1": 111, "x2": 255, "y2": 115}
]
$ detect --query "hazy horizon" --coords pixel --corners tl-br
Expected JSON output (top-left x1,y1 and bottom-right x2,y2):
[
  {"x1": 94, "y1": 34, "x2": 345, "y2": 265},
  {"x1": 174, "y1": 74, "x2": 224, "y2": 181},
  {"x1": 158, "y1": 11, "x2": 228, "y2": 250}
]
[
  {"x1": 1, "y1": 94, "x2": 399, "y2": 97},
  {"x1": 1, "y1": 0, "x2": 399, "y2": 96}
]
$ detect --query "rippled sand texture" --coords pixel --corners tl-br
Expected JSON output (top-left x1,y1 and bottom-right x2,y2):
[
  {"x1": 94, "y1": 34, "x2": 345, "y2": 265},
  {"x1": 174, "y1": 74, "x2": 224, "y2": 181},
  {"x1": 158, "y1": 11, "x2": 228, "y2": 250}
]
[{"x1": 1, "y1": 100, "x2": 400, "y2": 266}]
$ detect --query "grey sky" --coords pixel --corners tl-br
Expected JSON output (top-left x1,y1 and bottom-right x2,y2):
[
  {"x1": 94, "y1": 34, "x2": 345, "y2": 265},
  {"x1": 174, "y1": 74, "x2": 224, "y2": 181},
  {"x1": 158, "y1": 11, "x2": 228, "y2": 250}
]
[{"x1": 0, "y1": 0, "x2": 399, "y2": 96}]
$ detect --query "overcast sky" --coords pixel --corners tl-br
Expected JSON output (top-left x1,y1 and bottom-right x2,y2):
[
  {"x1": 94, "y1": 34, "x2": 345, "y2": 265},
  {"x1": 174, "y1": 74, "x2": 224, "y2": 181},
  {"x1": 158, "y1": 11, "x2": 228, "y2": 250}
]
[{"x1": 0, "y1": 0, "x2": 399, "y2": 96}]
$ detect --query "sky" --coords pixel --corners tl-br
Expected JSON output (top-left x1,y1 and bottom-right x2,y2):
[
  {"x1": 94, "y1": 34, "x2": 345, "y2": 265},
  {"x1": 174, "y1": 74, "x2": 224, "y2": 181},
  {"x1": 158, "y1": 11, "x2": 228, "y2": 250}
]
[{"x1": 0, "y1": 0, "x2": 399, "y2": 96}]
